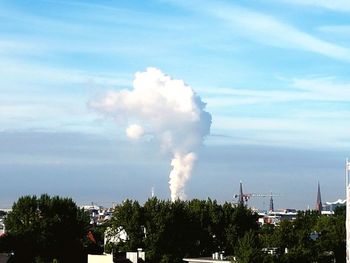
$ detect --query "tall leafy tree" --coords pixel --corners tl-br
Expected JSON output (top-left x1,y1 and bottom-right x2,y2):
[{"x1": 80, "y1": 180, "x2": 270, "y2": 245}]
[
  {"x1": 108, "y1": 199, "x2": 145, "y2": 252},
  {"x1": 0, "y1": 194, "x2": 90, "y2": 263},
  {"x1": 226, "y1": 204, "x2": 259, "y2": 254},
  {"x1": 234, "y1": 230, "x2": 262, "y2": 263},
  {"x1": 143, "y1": 197, "x2": 170, "y2": 263}
]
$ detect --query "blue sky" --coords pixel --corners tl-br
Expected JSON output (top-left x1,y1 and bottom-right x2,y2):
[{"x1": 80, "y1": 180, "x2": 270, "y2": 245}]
[{"x1": 0, "y1": 0, "x2": 349, "y2": 209}]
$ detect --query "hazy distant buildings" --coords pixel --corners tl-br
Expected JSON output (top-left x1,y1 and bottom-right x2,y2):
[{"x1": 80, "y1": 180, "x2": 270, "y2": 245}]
[
  {"x1": 323, "y1": 199, "x2": 346, "y2": 212},
  {"x1": 258, "y1": 209, "x2": 298, "y2": 225},
  {"x1": 313, "y1": 181, "x2": 346, "y2": 215},
  {"x1": 80, "y1": 204, "x2": 113, "y2": 225}
]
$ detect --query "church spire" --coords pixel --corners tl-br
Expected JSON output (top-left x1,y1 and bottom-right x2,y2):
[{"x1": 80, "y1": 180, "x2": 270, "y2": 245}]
[
  {"x1": 269, "y1": 192, "x2": 274, "y2": 212},
  {"x1": 316, "y1": 182, "x2": 322, "y2": 213}
]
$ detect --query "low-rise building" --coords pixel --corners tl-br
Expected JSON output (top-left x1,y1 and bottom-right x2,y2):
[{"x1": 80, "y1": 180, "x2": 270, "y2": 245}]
[
  {"x1": 88, "y1": 253, "x2": 113, "y2": 263},
  {"x1": 183, "y1": 257, "x2": 232, "y2": 263},
  {"x1": 322, "y1": 199, "x2": 346, "y2": 214},
  {"x1": 88, "y1": 250, "x2": 145, "y2": 263},
  {"x1": 81, "y1": 204, "x2": 114, "y2": 225},
  {"x1": 258, "y1": 209, "x2": 297, "y2": 225}
]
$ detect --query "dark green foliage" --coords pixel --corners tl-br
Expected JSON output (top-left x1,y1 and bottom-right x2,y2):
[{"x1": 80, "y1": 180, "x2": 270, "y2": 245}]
[
  {"x1": 259, "y1": 209, "x2": 346, "y2": 263},
  {"x1": 226, "y1": 204, "x2": 259, "y2": 254},
  {"x1": 235, "y1": 230, "x2": 262, "y2": 263},
  {"x1": 2, "y1": 194, "x2": 344, "y2": 263},
  {"x1": 108, "y1": 203, "x2": 343, "y2": 263},
  {"x1": 109, "y1": 199, "x2": 144, "y2": 252},
  {"x1": 0, "y1": 194, "x2": 90, "y2": 263},
  {"x1": 107, "y1": 198, "x2": 259, "y2": 263},
  {"x1": 85, "y1": 225, "x2": 106, "y2": 255}
]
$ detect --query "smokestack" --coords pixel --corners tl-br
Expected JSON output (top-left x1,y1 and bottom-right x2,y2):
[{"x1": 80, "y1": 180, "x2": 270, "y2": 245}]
[{"x1": 90, "y1": 68, "x2": 211, "y2": 201}]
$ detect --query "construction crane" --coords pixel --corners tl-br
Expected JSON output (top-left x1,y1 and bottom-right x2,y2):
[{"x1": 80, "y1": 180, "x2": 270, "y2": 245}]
[{"x1": 234, "y1": 181, "x2": 279, "y2": 211}]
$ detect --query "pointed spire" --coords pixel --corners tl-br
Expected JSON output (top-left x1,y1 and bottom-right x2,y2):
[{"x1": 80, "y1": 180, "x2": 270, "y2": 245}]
[
  {"x1": 316, "y1": 182, "x2": 322, "y2": 213},
  {"x1": 239, "y1": 181, "x2": 244, "y2": 205},
  {"x1": 269, "y1": 192, "x2": 274, "y2": 212}
]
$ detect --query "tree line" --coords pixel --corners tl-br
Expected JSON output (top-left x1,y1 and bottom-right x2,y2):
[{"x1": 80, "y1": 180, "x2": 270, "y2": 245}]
[
  {"x1": 0, "y1": 194, "x2": 99, "y2": 263},
  {"x1": 107, "y1": 198, "x2": 346, "y2": 263},
  {"x1": 259, "y1": 207, "x2": 345, "y2": 263},
  {"x1": 106, "y1": 198, "x2": 258, "y2": 263},
  {"x1": 0, "y1": 195, "x2": 346, "y2": 263}
]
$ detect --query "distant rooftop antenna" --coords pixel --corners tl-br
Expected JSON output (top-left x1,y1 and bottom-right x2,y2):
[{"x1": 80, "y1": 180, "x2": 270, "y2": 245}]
[{"x1": 151, "y1": 186, "x2": 155, "y2": 198}]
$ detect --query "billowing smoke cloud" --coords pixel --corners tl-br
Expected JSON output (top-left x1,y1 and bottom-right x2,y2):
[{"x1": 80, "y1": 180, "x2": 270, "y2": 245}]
[
  {"x1": 126, "y1": 124, "x2": 145, "y2": 140},
  {"x1": 90, "y1": 67, "x2": 211, "y2": 201}
]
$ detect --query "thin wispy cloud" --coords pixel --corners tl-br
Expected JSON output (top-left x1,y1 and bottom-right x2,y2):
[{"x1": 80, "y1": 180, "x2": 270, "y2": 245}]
[
  {"x1": 199, "y1": 75, "x2": 350, "y2": 149},
  {"x1": 169, "y1": 0, "x2": 350, "y2": 62},
  {"x1": 200, "y1": 77, "x2": 350, "y2": 107},
  {"x1": 0, "y1": 0, "x2": 348, "y2": 148},
  {"x1": 213, "y1": 115, "x2": 350, "y2": 148},
  {"x1": 0, "y1": 2, "x2": 197, "y2": 57},
  {"x1": 292, "y1": 77, "x2": 350, "y2": 100},
  {"x1": 278, "y1": 0, "x2": 350, "y2": 12},
  {"x1": 318, "y1": 25, "x2": 350, "y2": 35},
  {"x1": 0, "y1": 57, "x2": 130, "y2": 88},
  {"x1": 0, "y1": 0, "x2": 348, "y2": 207}
]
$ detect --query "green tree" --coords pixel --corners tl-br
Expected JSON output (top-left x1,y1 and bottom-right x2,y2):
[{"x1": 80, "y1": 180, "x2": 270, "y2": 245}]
[
  {"x1": 187, "y1": 199, "x2": 216, "y2": 256},
  {"x1": 143, "y1": 198, "x2": 197, "y2": 263},
  {"x1": 143, "y1": 197, "x2": 169, "y2": 263},
  {"x1": 257, "y1": 209, "x2": 345, "y2": 263},
  {"x1": 234, "y1": 230, "x2": 262, "y2": 263},
  {"x1": 314, "y1": 210, "x2": 345, "y2": 262},
  {"x1": 226, "y1": 204, "x2": 259, "y2": 254},
  {"x1": 107, "y1": 198, "x2": 260, "y2": 263},
  {"x1": 107, "y1": 199, "x2": 144, "y2": 252},
  {"x1": 0, "y1": 194, "x2": 90, "y2": 263}
]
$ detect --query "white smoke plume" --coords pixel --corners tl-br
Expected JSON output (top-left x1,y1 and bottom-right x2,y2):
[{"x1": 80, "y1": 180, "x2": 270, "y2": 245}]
[
  {"x1": 169, "y1": 152, "x2": 197, "y2": 201},
  {"x1": 126, "y1": 124, "x2": 145, "y2": 140},
  {"x1": 90, "y1": 67, "x2": 211, "y2": 201}
]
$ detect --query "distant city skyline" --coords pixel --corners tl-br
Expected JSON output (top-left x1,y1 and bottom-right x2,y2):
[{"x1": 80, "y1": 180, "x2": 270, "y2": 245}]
[{"x1": 0, "y1": 0, "x2": 349, "y2": 209}]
